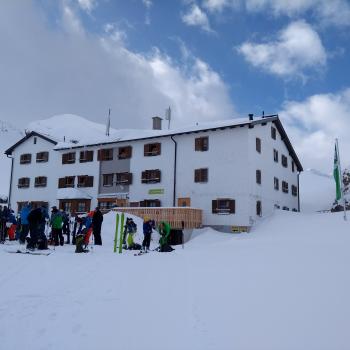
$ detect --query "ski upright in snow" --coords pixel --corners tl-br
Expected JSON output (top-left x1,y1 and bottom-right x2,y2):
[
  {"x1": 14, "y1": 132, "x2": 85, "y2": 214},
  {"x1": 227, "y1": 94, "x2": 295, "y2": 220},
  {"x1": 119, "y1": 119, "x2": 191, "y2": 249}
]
[{"x1": 118, "y1": 212, "x2": 125, "y2": 254}]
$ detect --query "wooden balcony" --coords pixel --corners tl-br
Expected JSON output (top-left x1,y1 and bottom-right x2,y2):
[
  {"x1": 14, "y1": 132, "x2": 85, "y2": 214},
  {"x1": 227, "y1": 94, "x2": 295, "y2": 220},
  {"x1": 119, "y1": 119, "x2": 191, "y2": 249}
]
[{"x1": 112, "y1": 207, "x2": 202, "y2": 230}]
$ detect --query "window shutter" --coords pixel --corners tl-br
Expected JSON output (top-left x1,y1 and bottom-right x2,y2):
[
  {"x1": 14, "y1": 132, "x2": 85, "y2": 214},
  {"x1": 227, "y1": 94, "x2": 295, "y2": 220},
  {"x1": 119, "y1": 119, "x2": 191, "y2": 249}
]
[
  {"x1": 212, "y1": 200, "x2": 218, "y2": 213},
  {"x1": 155, "y1": 143, "x2": 161, "y2": 155},
  {"x1": 156, "y1": 169, "x2": 161, "y2": 182},
  {"x1": 141, "y1": 171, "x2": 147, "y2": 183},
  {"x1": 202, "y1": 169, "x2": 208, "y2": 182},
  {"x1": 155, "y1": 199, "x2": 161, "y2": 207},
  {"x1": 229, "y1": 200, "x2": 235, "y2": 214},
  {"x1": 126, "y1": 146, "x2": 132, "y2": 158},
  {"x1": 128, "y1": 173, "x2": 133, "y2": 185},
  {"x1": 144, "y1": 144, "x2": 149, "y2": 156},
  {"x1": 194, "y1": 169, "x2": 200, "y2": 182},
  {"x1": 58, "y1": 178, "x2": 65, "y2": 188},
  {"x1": 195, "y1": 138, "x2": 201, "y2": 151},
  {"x1": 62, "y1": 154, "x2": 67, "y2": 164}
]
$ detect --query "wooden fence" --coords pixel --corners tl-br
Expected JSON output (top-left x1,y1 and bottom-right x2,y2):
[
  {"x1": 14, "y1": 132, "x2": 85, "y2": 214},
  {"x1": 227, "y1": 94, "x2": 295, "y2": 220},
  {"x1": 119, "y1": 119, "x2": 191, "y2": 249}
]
[{"x1": 112, "y1": 207, "x2": 202, "y2": 229}]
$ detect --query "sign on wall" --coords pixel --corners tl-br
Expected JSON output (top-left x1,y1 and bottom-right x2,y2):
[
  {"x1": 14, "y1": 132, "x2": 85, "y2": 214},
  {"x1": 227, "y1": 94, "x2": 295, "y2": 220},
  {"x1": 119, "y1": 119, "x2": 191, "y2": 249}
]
[{"x1": 148, "y1": 189, "x2": 164, "y2": 195}]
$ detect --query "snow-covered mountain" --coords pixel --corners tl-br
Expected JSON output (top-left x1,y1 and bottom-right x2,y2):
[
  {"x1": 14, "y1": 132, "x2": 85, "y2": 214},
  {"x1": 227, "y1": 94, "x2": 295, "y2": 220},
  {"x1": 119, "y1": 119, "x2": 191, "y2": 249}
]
[{"x1": 0, "y1": 120, "x2": 24, "y2": 200}]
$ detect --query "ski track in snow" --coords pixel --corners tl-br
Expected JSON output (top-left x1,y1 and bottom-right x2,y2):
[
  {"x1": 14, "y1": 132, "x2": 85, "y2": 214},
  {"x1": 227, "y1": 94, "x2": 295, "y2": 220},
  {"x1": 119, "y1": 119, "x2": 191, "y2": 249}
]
[{"x1": 1, "y1": 210, "x2": 350, "y2": 350}]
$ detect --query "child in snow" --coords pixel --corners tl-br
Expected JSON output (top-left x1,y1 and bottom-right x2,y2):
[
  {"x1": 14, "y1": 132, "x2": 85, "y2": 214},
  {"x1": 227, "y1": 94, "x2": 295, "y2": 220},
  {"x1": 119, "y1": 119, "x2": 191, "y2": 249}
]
[{"x1": 142, "y1": 217, "x2": 155, "y2": 252}]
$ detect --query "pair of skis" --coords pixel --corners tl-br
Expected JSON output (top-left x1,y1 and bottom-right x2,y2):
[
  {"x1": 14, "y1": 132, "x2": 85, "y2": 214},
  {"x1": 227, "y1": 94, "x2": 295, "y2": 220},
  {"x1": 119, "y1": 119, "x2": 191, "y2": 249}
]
[{"x1": 113, "y1": 213, "x2": 125, "y2": 253}]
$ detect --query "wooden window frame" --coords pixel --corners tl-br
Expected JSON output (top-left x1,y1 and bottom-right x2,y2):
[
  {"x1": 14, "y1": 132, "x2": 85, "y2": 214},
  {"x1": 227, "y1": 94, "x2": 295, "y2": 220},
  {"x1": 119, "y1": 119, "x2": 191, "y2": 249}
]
[
  {"x1": 194, "y1": 168, "x2": 208, "y2": 183},
  {"x1": 256, "y1": 138, "x2": 261, "y2": 153},
  {"x1": 79, "y1": 150, "x2": 94, "y2": 163},
  {"x1": 212, "y1": 198, "x2": 235, "y2": 214},
  {"x1": 62, "y1": 152, "x2": 76, "y2": 164},
  {"x1": 18, "y1": 177, "x2": 30, "y2": 188},
  {"x1": 118, "y1": 146, "x2": 132, "y2": 159},
  {"x1": 34, "y1": 176, "x2": 47, "y2": 188},
  {"x1": 282, "y1": 181, "x2": 289, "y2": 193},
  {"x1": 195, "y1": 137, "x2": 209, "y2": 152},
  {"x1": 58, "y1": 176, "x2": 75, "y2": 188},
  {"x1": 77, "y1": 175, "x2": 94, "y2": 188},
  {"x1": 116, "y1": 172, "x2": 132, "y2": 185},
  {"x1": 36, "y1": 152, "x2": 49, "y2": 163},
  {"x1": 140, "y1": 199, "x2": 161, "y2": 207},
  {"x1": 141, "y1": 169, "x2": 161, "y2": 184},
  {"x1": 20, "y1": 154, "x2": 32, "y2": 164},
  {"x1": 144, "y1": 143, "x2": 161, "y2": 157},
  {"x1": 98, "y1": 148, "x2": 113, "y2": 161},
  {"x1": 102, "y1": 174, "x2": 114, "y2": 187},
  {"x1": 274, "y1": 177, "x2": 279, "y2": 191},
  {"x1": 256, "y1": 169, "x2": 261, "y2": 185},
  {"x1": 282, "y1": 155, "x2": 288, "y2": 168}
]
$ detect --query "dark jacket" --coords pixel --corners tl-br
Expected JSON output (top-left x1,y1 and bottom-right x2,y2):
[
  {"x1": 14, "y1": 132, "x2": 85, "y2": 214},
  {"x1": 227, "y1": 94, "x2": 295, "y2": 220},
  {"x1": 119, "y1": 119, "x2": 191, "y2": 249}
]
[{"x1": 92, "y1": 210, "x2": 103, "y2": 228}]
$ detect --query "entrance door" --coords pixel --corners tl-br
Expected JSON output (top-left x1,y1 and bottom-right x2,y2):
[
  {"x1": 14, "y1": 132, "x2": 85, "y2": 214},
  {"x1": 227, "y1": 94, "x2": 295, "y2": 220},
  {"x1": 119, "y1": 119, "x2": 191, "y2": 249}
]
[{"x1": 177, "y1": 197, "x2": 191, "y2": 207}]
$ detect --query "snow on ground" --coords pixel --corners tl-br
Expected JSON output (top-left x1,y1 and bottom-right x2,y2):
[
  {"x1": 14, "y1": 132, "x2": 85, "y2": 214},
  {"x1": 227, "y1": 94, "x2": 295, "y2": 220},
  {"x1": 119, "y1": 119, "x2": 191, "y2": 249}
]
[{"x1": 1, "y1": 210, "x2": 350, "y2": 350}]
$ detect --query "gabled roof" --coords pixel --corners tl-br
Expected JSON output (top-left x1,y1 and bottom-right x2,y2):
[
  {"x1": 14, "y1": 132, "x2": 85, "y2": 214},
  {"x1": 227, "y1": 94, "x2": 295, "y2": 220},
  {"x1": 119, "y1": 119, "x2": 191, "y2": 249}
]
[{"x1": 4, "y1": 131, "x2": 57, "y2": 155}]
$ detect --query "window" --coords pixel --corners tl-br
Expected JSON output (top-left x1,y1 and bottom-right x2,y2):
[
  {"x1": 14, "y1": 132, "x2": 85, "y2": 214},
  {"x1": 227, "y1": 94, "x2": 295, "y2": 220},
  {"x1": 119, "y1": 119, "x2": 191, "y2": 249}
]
[
  {"x1": 140, "y1": 199, "x2": 161, "y2": 207},
  {"x1": 195, "y1": 137, "x2": 209, "y2": 151},
  {"x1": 144, "y1": 143, "x2": 161, "y2": 156},
  {"x1": 36, "y1": 152, "x2": 49, "y2": 163},
  {"x1": 118, "y1": 146, "x2": 132, "y2": 159},
  {"x1": 282, "y1": 155, "x2": 288, "y2": 168},
  {"x1": 34, "y1": 137, "x2": 37, "y2": 145},
  {"x1": 98, "y1": 201, "x2": 115, "y2": 211},
  {"x1": 256, "y1": 170, "x2": 261, "y2": 184},
  {"x1": 292, "y1": 161, "x2": 295, "y2": 173},
  {"x1": 102, "y1": 174, "x2": 114, "y2": 187},
  {"x1": 282, "y1": 206, "x2": 290, "y2": 211},
  {"x1": 256, "y1": 201, "x2": 262, "y2": 216},
  {"x1": 273, "y1": 149, "x2": 278, "y2": 162},
  {"x1": 116, "y1": 172, "x2": 132, "y2": 185},
  {"x1": 292, "y1": 185, "x2": 298, "y2": 197},
  {"x1": 292, "y1": 208, "x2": 298, "y2": 212},
  {"x1": 194, "y1": 168, "x2": 208, "y2": 183},
  {"x1": 79, "y1": 150, "x2": 93, "y2": 163},
  {"x1": 62, "y1": 152, "x2": 76, "y2": 164},
  {"x1": 98, "y1": 148, "x2": 113, "y2": 161},
  {"x1": 77, "y1": 176, "x2": 94, "y2": 188},
  {"x1": 282, "y1": 181, "x2": 289, "y2": 193},
  {"x1": 271, "y1": 126, "x2": 276, "y2": 140},
  {"x1": 256, "y1": 138, "x2": 261, "y2": 153},
  {"x1": 58, "y1": 176, "x2": 75, "y2": 188},
  {"x1": 34, "y1": 176, "x2": 47, "y2": 187},
  {"x1": 141, "y1": 169, "x2": 161, "y2": 184},
  {"x1": 129, "y1": 202, "x2": 140, "y2": 207},
  {"x1": 212, "y1": 199, "x2": 235, "y2": 214},
  {"x1": 274, "y1": 177, "x2": 279, "y2": 190},
  {"x1": 77, "y1": 201, "x2": 87, "y2": 213},
  {"x1": 20, "y1": 154, "x2": 31, "y2": 164},
  {"x1": 18, "y1": 177, "x2": 30, "y2": 188}
]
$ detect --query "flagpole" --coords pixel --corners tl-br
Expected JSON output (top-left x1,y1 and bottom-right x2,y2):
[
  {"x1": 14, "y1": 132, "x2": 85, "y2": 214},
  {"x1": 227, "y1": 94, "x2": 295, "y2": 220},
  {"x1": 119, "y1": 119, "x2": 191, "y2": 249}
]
[{"x1": 336, "y1": 138, "x2": 347, "y2": 221}]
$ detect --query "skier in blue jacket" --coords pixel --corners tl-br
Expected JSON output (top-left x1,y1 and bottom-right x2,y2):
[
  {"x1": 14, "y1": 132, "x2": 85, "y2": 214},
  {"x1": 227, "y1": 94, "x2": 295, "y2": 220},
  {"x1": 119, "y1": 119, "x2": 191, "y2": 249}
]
[{"x1": 19, "y1": 203, "x2": 31, "y2": 244}]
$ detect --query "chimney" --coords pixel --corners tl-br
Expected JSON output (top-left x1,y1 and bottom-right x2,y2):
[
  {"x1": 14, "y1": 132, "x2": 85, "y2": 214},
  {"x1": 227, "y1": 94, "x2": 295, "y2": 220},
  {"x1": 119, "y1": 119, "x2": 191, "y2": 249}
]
[
  {"x1": 152, "y1": 116, "x2": 163, "y2": 130},
  {"x1": 248, "y1": 113, "x2": 254, "y2": 121}
]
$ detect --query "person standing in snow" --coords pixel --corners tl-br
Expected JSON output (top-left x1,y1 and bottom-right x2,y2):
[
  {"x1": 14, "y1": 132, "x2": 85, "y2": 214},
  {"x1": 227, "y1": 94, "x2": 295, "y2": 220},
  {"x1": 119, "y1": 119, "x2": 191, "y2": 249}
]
[
  {"x1": 27, "y1": 205, "x2": 48, "y2": 250},
  {"x1": 50, "y1": 206, "x2": 64, "y2": 246},
  {"x1": 19, "y1": 202, "x2": 31, "y2": 244},
  {"x1": 92, "y1": 207, "x2": 103, "y2": 245},
  {"x1": 61, "y1": 210, "x2": 70, "y2": 244},
  {"x1": 142, "y1": 217, "x2": 154, "y2": 252}
]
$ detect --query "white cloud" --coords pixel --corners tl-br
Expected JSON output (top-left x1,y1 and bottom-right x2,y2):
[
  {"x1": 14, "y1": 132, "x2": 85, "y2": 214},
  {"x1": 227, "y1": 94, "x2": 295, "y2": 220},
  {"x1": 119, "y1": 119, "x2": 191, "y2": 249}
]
[
  {"x1": 280, "y1": 89, "x2": 350, "y2": 172},
  {"x1": 142, "y1": 0, "x2": 152, "y2": 9},
  {"x1": 237, "y1": 21, "x2": 327, "y2": 79},
  {"x1": 245, "y1": 0, "x2": 350, "y2": 27},
  {"x1": 182, "y1": 4, "x2": 213, "y2": 32},
  {"x1": 0, "y1": 1, "x2": 234, "y2": 131},
  {"x1": 202, "y1": 0, "x2": 239, "y2": 12},
  {"x1": 77, "y1": 0, "x2": 97, "y2": 13}
]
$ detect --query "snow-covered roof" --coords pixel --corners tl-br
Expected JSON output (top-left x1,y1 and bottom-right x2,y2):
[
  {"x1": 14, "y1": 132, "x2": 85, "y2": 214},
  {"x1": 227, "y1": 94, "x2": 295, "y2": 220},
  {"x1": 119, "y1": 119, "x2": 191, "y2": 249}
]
[{"x1": 57, "y1": 188, "x2": 92, "y2": 200}]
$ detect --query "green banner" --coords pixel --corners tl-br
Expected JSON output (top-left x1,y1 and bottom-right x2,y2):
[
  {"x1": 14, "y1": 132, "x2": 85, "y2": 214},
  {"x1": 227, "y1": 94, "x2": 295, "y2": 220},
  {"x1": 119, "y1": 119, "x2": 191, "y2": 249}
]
[{"x1": 148, "y1": 189, "x2": 164, "y2": 195}]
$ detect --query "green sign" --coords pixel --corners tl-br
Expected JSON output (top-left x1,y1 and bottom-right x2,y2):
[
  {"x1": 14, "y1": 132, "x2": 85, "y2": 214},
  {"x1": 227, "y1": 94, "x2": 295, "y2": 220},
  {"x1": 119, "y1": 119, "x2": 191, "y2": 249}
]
[{"x1": 148, "y1": 188, "x2": 164, "y2": 195}]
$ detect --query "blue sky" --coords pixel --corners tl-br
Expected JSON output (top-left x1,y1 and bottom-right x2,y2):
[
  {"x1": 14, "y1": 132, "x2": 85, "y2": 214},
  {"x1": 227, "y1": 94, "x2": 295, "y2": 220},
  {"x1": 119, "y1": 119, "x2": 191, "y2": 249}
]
[{"x1": 1, "y1": 0, "x2": 350, "y2": 171}]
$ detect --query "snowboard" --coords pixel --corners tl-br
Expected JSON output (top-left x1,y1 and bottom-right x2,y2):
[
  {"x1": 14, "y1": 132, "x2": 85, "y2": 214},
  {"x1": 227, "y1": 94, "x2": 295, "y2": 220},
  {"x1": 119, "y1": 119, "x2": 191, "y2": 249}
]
[{"x1": 118, "y1": 213, "x2": 125, "y2": 254}]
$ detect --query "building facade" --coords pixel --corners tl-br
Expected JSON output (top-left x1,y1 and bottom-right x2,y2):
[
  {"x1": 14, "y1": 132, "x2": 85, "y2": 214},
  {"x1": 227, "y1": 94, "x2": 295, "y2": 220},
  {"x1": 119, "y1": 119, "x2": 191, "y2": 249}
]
[{"x1": 5, "y1": 115, "x2": 302, "y2": 231}]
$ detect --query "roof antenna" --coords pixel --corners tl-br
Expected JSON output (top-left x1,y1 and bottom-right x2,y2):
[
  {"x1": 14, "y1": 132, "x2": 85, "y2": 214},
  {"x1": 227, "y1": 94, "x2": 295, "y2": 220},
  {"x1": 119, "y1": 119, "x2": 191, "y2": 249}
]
[
  {"x1": 262, "y1": 110, "x2": 265, "y2": 118},
  {"x1": 106, "y1": 108, "x2": 111, "y2": 136},
  {"x1": 165, "y1": 106, "x2": 171, "y2": 130}
]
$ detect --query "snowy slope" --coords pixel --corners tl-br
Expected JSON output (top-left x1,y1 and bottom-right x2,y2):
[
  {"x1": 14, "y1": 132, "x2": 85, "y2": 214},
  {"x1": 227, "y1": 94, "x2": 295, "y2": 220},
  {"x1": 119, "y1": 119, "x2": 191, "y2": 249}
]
[
  {"x1": 0, "y1": 210, "x2": 349, "y2": 350},
  {"x1": 0, "y1": 120, "x2": 23, "y2": 199}
]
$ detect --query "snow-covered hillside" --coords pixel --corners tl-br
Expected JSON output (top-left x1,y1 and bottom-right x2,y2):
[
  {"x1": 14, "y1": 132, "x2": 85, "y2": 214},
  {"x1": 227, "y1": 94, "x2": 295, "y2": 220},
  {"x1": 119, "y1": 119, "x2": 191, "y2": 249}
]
[
  {"x1": 0, "y1": 210, "x2": 349, "y2": 350},
  {"x1": 0, "y1": 120, "x2": 23, "y2": 199}
]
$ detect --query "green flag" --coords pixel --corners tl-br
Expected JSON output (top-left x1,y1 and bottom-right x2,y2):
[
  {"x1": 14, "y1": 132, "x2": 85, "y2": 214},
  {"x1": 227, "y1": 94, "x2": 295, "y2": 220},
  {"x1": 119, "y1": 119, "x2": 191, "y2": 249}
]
[{"x1": 334, "y1": 143, "x2": 342, "y2": 201}]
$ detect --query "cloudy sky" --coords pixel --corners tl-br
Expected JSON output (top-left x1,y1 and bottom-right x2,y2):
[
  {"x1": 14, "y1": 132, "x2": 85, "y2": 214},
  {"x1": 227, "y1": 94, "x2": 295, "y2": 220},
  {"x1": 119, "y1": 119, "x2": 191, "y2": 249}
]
[{"x1": 0, "y1": 0, "x2": 350, "y2": 172}]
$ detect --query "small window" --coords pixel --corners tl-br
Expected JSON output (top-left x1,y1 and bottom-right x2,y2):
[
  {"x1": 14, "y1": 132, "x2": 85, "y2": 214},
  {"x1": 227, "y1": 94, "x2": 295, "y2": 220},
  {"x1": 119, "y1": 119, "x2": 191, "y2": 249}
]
[
  {"x1": 282, "y1": 155, "x2": 288, "y2": 168},
  {"x1": 282, "y1": 181, "x2": 289, "y2": 193},
  {"x1": 20, "y1": 154, "x2": 32, "y2": 164},
  {"x1": 58, "y1": 176, "x2": 75, "y2": 188},
  {"x1": 282, "y1": 206, "x2": 289, "y2": 211},
  {"x1": 271, "y1": 126, "x2": 276, "y2": 140},
  {"x1": 274, "y1": 177, "x2": 279, "y2": 190},
  {"x1": 212, "y1": 199, "x2": 235, "y2": 214},
  {"x1": 102, "y1": 174, "x2": 114, "y2": 187},
  {"x1": 77, "y1": 176, "x2": 94, "y2": 188},
  {"x1": 34, "y1": 176, "x2": 47, "y2": 188},
  {"x1": 77, "y1": 201, "x2": 87, "y2": 213},
  {"x1": 79, "y1": 150, "x2": 93, "y2": 163},
  {"x1": 129, "y1": 202, "x2": 140, "y2": 207},
  {"x1": 140, "y1": 199, "x2": 161, "y2": 207},
  {"x1": 195, "y1": 137, "x2": 209, "y2": 152},
  {"x1": 256, "y1": 201, "x2": 262, "y2": 216},
  {"x1": 256, "y1": 170, "x2": 261, "y2": 184},
  {"x1": 98, "y1": 201, "x2": 115, "y2": 211},
  {"x1": 292, "y1": 185, "x2": 298, "y2": 197},
  {"x1": 36, "y1": 152, "x2": 49, "y2": 163},
  {"x1": 292, "y1": 208, "x2": 298, "y2": 212},
  {"x1": 141, "y1": 169, "x2": 161, "y2": 184},
  {"x1": 273, "y1": 149, "x2": 278, "y2": 162},
  {"x1": 118, "y1": 146, "x2": 132, "y2": 159},
  {"x1": 116, "y1": 172, "x2": 132, "y2": 185},
  {"x1": 98, "y1": 149, "x2": 113, "y2": 161},
  {"x1": 34, "y1": 137, "x2": 37, "y2": 145},
  {"x1": 18, "y1": 177, "x2": 30, "y2": 188},
  {"x1": 274, "y1": 204, "x2": 280, "y2": 209},
  {"x1": 62, "y1": 152, "x2": 76, "y2": 164},
  {"x1": 144, "y1": 143, "x2": 161, "y2": 156},
  {"x1": 256, "y1": 138, "x2": 261, "y2": 153},
  {"x1": 194, "y1": 168, "x2": 208, "y2": 183},
  {"x1": 292, "y1": 161, "x2": 295, "y2": 173}
]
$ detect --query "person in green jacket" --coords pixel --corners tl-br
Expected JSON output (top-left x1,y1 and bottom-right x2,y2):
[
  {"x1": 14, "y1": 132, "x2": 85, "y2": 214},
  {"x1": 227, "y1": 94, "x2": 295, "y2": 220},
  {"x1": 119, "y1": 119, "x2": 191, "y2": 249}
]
[
  {"x1": 158, "y1": 221, "x2": 173, "y2": 252},
  {"x1": 50, "y1": 207, "x2": 64, "y2": 246}
]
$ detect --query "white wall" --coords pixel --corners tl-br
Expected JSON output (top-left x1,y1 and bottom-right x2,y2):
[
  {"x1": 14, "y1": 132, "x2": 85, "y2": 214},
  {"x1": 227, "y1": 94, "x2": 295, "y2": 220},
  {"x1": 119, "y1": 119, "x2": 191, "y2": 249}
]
[{"x1": 10, "y1": 135, "x2": 59, "y2": 212}]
